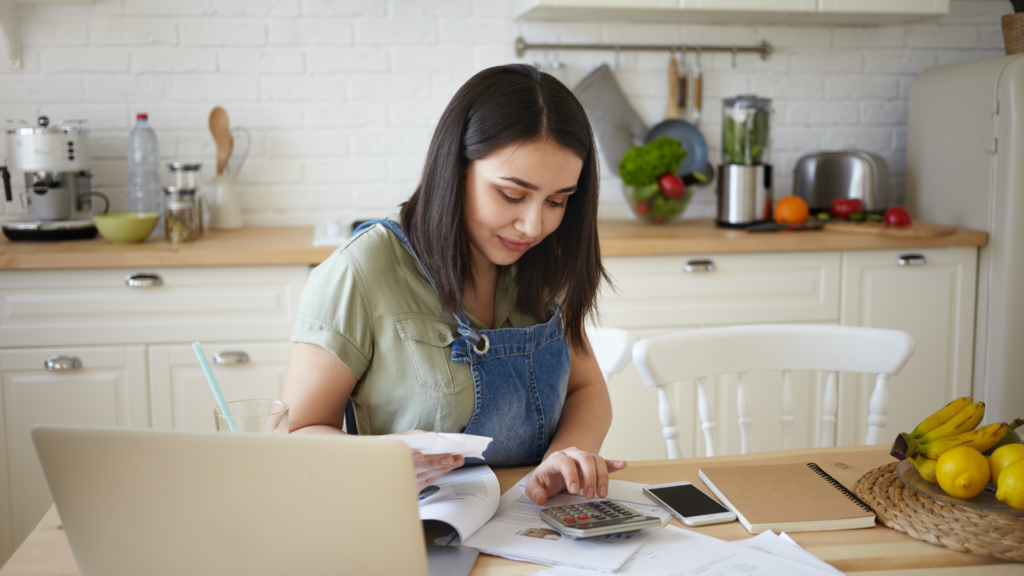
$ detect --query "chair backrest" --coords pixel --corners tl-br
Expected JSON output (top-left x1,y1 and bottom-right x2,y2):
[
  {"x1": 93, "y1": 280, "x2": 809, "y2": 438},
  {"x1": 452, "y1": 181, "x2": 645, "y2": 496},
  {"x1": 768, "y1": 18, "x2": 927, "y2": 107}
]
[
  {"x1": 585, "y1": 325, "x2": 638, "y2": 385},
  {"x1": 632, "y1": 324, "x2": 915, "y2": 458}
]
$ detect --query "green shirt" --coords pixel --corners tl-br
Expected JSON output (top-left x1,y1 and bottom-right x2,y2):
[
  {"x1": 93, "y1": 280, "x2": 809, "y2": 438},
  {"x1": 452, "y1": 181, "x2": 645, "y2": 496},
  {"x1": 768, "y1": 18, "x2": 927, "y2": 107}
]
[{"x1": 291, "y1": 221, "x2": 539, "y2": 435}]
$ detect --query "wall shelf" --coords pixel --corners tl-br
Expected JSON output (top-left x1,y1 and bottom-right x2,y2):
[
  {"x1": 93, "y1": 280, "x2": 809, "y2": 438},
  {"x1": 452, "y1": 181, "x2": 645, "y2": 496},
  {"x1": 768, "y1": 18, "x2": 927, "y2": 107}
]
[{"x1": 512, "y1": 0, "x2": 950, "y2": 26}]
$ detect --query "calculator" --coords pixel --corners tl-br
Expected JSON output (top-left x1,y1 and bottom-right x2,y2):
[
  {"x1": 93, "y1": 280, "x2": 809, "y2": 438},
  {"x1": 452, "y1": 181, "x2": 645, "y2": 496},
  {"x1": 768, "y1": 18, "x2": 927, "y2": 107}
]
[{"x1": 539, "y1": 500, "x2": 661, "y2": 539}]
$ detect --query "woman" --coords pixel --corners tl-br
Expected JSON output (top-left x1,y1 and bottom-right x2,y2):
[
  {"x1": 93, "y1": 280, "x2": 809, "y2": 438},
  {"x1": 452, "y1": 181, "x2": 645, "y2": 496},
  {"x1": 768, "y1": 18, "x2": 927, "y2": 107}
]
[{"x1": 282, "y1": 64, "x2": 623, "y2": 506}]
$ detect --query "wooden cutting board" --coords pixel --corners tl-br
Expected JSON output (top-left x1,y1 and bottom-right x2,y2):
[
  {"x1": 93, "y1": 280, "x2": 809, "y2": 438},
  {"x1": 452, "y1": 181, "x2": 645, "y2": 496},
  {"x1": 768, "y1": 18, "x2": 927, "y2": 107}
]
[{"x1": 823, "y1": 221, "x2": 957, "y2": 238}]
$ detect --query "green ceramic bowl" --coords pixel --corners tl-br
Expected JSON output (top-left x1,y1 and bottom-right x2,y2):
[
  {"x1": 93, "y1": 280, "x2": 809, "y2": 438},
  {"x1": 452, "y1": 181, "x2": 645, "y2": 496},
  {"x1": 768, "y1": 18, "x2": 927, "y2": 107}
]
[{"x1": 93, "y1": 212, "x2": 160, "y2": 244}]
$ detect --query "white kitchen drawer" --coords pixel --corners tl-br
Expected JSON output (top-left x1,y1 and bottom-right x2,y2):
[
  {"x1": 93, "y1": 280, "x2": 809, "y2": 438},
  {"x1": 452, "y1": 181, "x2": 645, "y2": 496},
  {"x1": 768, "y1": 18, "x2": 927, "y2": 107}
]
[
  {"x1": 599, "y1": 252, "x2": 840, "y2": 329},
  {"x1": 149, "y1": 341, "x2": 292, "y2": 432},
  {"x1": 0, "y1": 266, "x2": 308, "y2": 348}
]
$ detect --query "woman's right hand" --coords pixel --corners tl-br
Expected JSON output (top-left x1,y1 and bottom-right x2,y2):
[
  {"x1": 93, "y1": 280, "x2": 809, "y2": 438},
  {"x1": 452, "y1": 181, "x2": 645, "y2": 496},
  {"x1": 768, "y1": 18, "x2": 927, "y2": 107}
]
[{"x1": 386, "y1": 430, "x2": 464, "y2": 492}]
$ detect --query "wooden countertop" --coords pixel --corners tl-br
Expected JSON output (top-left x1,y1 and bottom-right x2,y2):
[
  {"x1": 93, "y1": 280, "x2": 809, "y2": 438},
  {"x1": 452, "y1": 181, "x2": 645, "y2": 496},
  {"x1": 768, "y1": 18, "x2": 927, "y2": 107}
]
[
  {"x1": 0, "y1": 219, "x2": 988, "y2": 270},
  {"x1": 2, "y1": 446, "x2": 1019, "y2": 575}
]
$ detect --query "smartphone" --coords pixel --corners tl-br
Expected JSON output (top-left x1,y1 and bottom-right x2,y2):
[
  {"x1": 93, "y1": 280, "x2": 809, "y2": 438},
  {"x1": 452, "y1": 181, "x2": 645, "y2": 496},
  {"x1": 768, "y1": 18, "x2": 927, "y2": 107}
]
[{"x1": 642, "y1": 481, "x2": 737, "y2": 527}]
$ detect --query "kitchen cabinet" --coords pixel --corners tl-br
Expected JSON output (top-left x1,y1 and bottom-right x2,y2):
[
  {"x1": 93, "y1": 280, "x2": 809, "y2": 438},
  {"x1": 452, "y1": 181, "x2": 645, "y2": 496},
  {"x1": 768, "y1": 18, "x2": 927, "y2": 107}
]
[
  {"x1": 0, "y1": 264, "x2": 307, "y2": 566},
  {"x1": 598, "y1": 246, "x2": 977, "y2": 464},
  {"x1": 149, "y1": 342, "x2": 293, "y2": 432},
  {"x1": 513, "y1": 0, "x2": 948, "y2": 24},
  {"x1": 0, "y1": 346, "x2": 148, "y2": 561},
  {"x1": 836, "y1": 247, "x2": 977, "y2": 448}
]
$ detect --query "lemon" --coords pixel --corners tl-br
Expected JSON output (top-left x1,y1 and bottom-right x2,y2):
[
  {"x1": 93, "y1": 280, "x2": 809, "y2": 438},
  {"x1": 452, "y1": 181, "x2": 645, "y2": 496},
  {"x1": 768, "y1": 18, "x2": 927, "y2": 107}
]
[
  {"x1": 989, "y1": 444, "x2": 1024, "y2": 484},
  {"x1": 936, "y1": 446, "x2": 990, "y2": 499},
  {"x1": 996, "y1": 459, "x2": 1024, "y2": 510}
]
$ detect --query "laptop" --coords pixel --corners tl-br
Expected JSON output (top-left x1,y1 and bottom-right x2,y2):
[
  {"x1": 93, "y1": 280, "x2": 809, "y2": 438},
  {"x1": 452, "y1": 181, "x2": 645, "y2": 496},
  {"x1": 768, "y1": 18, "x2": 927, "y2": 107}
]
[{"x1": 32, "y1": 425, "x2": 431, "y2": 576}]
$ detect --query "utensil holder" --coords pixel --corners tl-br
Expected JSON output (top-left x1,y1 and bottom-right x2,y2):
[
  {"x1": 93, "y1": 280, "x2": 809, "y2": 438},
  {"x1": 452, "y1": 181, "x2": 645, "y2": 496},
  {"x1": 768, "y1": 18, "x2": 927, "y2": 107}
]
[
  {"x1": 1004, "y1": 13, "x2": 1024, "y2": 56},
  {"x1": 209, "y1": 173, "x2": 242, "y2": 230}
]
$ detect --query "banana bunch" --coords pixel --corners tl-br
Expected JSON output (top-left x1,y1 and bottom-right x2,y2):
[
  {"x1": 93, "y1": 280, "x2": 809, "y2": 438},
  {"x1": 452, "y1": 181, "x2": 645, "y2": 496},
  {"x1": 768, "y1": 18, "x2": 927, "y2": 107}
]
[{"x1": 890, "y1": 397, "x2": 1023, "y2": 484}]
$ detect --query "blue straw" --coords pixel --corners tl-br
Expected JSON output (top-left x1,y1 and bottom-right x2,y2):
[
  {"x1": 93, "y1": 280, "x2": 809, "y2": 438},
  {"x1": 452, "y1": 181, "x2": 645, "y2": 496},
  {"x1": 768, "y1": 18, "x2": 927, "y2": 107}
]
[{"x1": 192, "y1": 341, "x2": 237, "y2": 433}]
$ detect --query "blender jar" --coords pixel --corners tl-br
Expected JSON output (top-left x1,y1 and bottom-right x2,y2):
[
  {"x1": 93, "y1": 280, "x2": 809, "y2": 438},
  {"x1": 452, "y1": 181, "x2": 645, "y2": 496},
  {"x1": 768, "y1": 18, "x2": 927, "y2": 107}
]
[{"x1": 716, "y1": 95, "x2": 773, "y2": 228}]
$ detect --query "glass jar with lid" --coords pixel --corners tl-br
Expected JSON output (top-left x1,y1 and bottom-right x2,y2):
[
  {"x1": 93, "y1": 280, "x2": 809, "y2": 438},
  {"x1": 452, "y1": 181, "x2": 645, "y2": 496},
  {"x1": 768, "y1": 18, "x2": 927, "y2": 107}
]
[
  {"x1": 168, "y1": 161, "x2": 203, "y2": 190},
  {"x1": 164, "y1": 186, "x2": 198, "y2": 243}
]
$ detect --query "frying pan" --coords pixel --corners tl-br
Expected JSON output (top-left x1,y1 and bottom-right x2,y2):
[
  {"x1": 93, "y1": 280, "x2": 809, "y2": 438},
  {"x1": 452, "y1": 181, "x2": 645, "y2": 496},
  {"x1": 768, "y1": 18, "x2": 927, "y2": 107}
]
[{"x1": 644, "y1": 56, "x2": 709, "y2": 180}]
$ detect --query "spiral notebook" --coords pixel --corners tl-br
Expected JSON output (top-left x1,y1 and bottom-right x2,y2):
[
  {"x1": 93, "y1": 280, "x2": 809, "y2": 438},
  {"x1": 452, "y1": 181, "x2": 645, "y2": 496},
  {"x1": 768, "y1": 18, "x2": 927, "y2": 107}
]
[{"x1": 698, "y1": 462, "x2": 876, "y2": 534}]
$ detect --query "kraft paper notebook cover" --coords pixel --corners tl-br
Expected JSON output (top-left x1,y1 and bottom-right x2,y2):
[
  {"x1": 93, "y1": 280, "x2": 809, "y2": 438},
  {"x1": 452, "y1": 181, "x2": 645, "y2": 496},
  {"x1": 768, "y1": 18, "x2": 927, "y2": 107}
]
[{"x1": 698, "y1": 462, "x2": 876, "y2": 534}]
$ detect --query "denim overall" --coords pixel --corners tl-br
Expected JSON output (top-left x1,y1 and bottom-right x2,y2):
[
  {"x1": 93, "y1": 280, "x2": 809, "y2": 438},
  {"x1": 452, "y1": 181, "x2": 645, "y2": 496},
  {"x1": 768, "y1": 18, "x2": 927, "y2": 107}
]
[{"x1": 350, "y1": 218, "x2": 570, "y2": 467}]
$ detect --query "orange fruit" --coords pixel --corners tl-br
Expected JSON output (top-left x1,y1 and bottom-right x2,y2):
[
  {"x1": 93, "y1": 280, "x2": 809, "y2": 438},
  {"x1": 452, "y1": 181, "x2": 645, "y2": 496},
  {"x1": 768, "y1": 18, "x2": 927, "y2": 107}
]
[{"x1": 774, "y1": 196, "x2": 809, "y2": 225}]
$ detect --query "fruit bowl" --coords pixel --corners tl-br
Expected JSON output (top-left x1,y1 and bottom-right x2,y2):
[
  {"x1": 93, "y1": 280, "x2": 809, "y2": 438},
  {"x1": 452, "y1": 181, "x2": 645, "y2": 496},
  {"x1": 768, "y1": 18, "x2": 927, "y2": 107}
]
[
  {"x1": 93, "y1": 212, "x2": 159, "y2": 244},
  {"x1": 895, "y1": 459, "x2": 1024, "y2": 515},
  {"x1": 623, "y1": 184, "x2": 693, "y2": 225}
]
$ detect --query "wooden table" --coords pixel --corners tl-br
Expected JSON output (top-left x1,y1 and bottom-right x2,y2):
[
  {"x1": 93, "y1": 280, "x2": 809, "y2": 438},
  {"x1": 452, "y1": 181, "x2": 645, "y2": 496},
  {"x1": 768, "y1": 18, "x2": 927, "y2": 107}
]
[{"x1": 1, "y1": 445, "x2": 1019, "y2": 575}]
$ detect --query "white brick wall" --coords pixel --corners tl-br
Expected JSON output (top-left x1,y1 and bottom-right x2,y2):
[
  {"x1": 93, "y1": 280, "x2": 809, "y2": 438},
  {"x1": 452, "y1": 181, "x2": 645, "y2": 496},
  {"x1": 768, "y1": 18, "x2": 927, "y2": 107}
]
[{"x1": 0, "y1": 0, "x2": 1012, "y2": 225}]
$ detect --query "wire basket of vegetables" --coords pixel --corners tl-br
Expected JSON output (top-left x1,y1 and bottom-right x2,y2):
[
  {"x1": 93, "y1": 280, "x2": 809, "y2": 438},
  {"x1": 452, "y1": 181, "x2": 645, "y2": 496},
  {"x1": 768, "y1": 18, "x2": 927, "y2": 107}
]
[{"x1": 618, "y1": 137, "x2": 705, "y2": 225}]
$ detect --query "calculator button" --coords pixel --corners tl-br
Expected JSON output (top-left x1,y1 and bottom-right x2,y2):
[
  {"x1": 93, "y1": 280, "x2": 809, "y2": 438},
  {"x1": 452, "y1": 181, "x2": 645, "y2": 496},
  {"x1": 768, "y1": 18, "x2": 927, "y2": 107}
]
[
  {"x1": 594, "y1": 515, "x2": 606, "y2": 520},
  {"x1": 576, "y1": 515, "x2": 589, "y2": 520},
  {"x1": 564, "y1": 518, "x2": 576, "y2": 523}
]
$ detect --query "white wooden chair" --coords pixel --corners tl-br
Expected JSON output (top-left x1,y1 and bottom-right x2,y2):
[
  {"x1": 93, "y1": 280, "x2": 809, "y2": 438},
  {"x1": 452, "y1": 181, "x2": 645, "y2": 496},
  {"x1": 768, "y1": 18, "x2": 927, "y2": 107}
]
[
  {"x1": 632, "y1": 324, "x2": 915, "y2": 459},
  {"x1": 585, "y1": 325, "x2": 637, "y2": 385}
]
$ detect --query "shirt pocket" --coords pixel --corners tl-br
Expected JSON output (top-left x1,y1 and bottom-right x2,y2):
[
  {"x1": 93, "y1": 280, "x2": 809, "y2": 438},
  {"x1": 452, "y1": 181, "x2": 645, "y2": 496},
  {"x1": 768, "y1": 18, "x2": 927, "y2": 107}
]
[{"x1": 393, "y1": 313, "x2": 472, "y2": 395}]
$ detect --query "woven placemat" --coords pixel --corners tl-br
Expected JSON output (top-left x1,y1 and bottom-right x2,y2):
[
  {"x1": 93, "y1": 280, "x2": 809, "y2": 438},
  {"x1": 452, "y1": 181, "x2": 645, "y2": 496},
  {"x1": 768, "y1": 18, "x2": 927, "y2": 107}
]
[{"x1": 853, "y1": 462, "x2": 1024, "y2": 562}]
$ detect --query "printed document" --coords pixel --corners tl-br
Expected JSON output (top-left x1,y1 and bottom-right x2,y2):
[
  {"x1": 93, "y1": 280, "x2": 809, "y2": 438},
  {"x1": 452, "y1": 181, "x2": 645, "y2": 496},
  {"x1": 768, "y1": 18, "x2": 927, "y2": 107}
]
[
  {"x1": 395, "y1": 432, "x2": 493, "y2": 460},
  {"x1": 460, "y1": 473, "x2": 671, "y2": 572},
  {"x1": 732, "y1": 531, "x2": 843, "y2": 575},
  {"x1": 419, "y1": 466, "x2": 500, "y2": 543},
  {"x1": 536, "y1": 525, "x2": 838, "y2": 576}
]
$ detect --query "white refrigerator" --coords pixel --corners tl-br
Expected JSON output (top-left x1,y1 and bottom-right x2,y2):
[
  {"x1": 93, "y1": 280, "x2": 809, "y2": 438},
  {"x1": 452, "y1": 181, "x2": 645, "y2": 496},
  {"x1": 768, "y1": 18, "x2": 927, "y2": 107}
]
[{"x1": 906, "y1": 54, "x2": 1024, "y2": 424}]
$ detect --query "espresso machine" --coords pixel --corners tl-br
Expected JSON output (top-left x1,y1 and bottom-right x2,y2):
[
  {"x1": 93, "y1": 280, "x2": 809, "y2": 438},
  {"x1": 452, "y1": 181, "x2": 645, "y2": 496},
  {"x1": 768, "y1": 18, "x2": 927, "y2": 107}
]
[{"x1": 2, "y1": 116, "x2": 108, "y2": 240}]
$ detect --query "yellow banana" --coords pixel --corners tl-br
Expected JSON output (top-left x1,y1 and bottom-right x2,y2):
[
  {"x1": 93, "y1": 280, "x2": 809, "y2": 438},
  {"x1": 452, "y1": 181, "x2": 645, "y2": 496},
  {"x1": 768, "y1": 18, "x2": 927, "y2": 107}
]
[
  {"x1": 916, "y1": 401, "x2": 985, "y2": 443},
  {"x1": 910, "y1": 396, "x2": 973, "y2": 439},
  {"x1": 909, "y1": 454, "x2": 938, "y2": 483},
  {"x1": 917, "y1": 422, "x2": 1008, "y2": 460}
]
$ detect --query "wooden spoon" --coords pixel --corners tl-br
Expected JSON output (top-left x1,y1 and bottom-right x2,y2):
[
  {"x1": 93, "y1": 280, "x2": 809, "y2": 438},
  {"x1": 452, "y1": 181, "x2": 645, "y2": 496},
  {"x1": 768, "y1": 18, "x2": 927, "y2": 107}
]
[
  {"x1": 208, "y1": 107, "x2": 233, "y2": 175},
  {"x1": 665, "y1": 56, "x2": 682, "y2": 120}
]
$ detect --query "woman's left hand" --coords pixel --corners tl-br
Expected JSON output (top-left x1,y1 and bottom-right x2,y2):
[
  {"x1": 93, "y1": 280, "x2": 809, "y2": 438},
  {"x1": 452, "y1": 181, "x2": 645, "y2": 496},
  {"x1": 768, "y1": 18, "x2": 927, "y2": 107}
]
[{"x1": 524, "y1": 447, "x2": 627, "y2": 505}]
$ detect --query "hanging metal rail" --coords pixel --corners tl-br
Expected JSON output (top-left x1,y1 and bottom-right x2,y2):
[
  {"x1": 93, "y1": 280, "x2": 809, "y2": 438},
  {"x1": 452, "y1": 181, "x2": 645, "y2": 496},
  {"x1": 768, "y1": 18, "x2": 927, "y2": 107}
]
[{"x1": 514, "y1": 36, "x2": 773, "y2": 62}]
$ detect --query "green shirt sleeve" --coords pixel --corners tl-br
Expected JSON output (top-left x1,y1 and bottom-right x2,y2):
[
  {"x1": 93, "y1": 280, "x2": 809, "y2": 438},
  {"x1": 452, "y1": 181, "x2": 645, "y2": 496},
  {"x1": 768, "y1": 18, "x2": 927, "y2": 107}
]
[{"x1": 292, "y1": 250, "x2": 374, "y2": 378}]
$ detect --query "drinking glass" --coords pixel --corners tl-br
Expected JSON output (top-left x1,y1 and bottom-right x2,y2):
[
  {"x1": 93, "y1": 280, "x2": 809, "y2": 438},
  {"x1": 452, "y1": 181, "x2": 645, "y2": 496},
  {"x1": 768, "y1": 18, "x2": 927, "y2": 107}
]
[{"x1": 214, "y1": 399, "x2": 289, "y2": 434}]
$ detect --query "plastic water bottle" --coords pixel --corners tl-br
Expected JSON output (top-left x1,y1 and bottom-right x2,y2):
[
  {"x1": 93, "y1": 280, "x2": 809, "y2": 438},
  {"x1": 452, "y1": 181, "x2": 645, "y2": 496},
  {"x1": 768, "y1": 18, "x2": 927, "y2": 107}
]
[{"x1": 127, "y1": 113, "x2": 164, "y2": 235}]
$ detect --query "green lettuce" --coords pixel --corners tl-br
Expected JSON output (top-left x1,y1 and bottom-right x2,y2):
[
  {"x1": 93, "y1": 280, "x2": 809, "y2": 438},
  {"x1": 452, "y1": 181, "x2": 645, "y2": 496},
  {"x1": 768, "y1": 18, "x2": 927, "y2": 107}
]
[{"x1": 618, "y1": 137, "x2": 687, "y2": 187}]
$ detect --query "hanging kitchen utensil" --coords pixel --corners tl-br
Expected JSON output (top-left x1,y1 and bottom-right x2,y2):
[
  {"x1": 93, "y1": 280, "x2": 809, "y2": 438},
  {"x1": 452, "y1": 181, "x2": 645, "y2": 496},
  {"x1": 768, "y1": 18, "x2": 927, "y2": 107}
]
[
  {"x1": 665, "y1": 54, "x2": 682, "y2": 120},
  {"x1": 208, "y1": 107, "x2": 233, "y2": 176},
  {"x1": 572, "y1": 64, "x2": 648, "y2": 177},
  {"x1": 691, "y1": 49, "x2": 704, "y2": 124},
  {"x1": 642, "y1": 58, "x2": 708, "y2": 178},
  {"x1": 676, "y1": 48, "x2": 688, "y2": 114}
]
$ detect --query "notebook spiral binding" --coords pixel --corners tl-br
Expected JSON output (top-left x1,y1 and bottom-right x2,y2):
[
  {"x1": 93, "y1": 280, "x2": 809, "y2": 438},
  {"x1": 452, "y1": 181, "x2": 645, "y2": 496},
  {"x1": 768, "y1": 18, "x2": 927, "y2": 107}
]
[{"x1": 806, "y1": 463, "x2": 874, "y2": 514}]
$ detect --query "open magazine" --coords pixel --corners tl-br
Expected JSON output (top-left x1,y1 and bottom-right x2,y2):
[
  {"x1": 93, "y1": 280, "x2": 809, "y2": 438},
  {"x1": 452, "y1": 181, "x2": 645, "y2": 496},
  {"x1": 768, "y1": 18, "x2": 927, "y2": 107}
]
[{"x1": 419, "y1": 467, "x2": 671, "y2": 573}]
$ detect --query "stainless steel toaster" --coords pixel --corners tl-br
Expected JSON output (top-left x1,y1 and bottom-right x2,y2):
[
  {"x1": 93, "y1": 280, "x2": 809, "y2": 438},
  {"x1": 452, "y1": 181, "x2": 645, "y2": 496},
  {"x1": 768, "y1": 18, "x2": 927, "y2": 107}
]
[{"x1": 793, "y1": 151, "x2": 894, "y2": 212}]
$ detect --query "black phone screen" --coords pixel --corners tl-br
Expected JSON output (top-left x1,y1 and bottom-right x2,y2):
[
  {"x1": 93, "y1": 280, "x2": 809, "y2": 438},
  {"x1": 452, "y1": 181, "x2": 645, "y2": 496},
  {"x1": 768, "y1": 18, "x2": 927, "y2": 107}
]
[{"x1": 648, "y1": 484, "x2": 730, "y2": 517}]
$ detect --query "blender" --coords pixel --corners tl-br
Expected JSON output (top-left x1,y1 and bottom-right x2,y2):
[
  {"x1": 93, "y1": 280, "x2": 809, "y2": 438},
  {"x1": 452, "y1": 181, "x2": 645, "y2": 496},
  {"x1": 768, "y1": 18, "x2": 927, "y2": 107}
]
[
  {"x1": 2, "y1": 116, "x2": 108, "y2": 241},
  {"x1": 716, "y1": 95, "x2": 772, "y2": 228}
]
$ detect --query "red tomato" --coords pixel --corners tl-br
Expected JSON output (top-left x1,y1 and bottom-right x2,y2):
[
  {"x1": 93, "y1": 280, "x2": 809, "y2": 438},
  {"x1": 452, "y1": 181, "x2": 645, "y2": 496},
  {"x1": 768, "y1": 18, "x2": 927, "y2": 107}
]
[
  {"x1": 634, "y1": 201, "x2": 650, "y2": 215},
  {"x1": 884, "y1": 206, "x2": 912, "y2": 227},
  {"x1": 658, "y1": 173, "x2": 685, "y2": 199},
  {"x1": 654, "y1": 217, "x2": 665, "y2": 225},
  {"x1": 830, "y1": 198, "x2": 863, "y2": 219}
]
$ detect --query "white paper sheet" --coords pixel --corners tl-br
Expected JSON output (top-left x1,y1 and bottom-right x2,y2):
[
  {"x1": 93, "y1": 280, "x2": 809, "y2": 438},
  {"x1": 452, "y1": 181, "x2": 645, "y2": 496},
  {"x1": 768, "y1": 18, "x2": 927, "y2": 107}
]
[
  {"x1": 419, "y1": 466, "x2": 500, "y2": 543},
  {"x1": 538, "y1": 526, "x2": 837, "y2": 576},
  {"x1": 732, "y1": 531, "x2": 843, "y2": 575},
  {"x1": 460, "y1": 473, "x2": 672, "y2": 572},
  {"x1": 395, "y1": 432, "x2": 493, "y2": 459}
]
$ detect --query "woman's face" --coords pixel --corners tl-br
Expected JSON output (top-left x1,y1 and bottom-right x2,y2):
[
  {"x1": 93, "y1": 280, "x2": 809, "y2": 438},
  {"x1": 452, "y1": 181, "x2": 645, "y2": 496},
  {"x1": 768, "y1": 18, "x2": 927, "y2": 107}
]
[{"x1": 464, "y1": 139, "x2": 584, "y2": 268}]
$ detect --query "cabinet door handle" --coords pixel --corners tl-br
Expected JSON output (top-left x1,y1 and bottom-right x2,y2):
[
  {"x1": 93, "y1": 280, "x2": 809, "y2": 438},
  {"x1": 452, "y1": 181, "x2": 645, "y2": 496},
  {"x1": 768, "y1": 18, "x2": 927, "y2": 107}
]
[
  {"x1": 45, "y1": 355, "x2": 82, "y2": 371},
  {"x1": 214, "y1": 351, "x2": 250, "y2": 365},
  {"x1": 684, "y1": 260, "x2": 716, "y2": 273},
  {"x1": 897, "y1": 254, "x2": 927, "y2": 267},
  {"x1": 125, "y1": 272, "x2": 163, "y2": 287}
]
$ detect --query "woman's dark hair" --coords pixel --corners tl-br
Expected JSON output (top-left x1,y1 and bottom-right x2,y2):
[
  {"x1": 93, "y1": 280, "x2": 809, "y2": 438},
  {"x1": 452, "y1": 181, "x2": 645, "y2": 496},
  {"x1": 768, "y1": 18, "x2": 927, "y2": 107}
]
[{"x1": 400, "y1": 64, "x2": 605, "y2": 354}]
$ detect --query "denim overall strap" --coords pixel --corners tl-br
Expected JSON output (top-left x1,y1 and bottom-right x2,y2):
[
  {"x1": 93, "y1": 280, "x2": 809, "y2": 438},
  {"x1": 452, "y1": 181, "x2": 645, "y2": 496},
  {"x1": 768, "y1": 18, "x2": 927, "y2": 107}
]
[{"x1": 366, "y1": 219, "x2": 572, "y2": 467}]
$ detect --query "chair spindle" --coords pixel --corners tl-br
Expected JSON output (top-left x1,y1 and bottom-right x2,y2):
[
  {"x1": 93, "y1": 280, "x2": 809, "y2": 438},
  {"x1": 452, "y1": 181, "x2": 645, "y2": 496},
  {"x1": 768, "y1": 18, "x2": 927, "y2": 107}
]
[
  {"x1": 819, "y1": 370, "x2": 838, "y2": 447},
  {"x1": 780, "y1": 370, "x2": 794, "y2": 450},
  {"x1": 866, "y1": 373, "x2": 890, "y2": 445},
  {"x1": 657, "y1": 386, "x2": 681, "y2": 459},
  {"x1": 737, "y1": 372, "x2": 752, "y2": 454},
  {"x1": 696, "y1": 376, "x2": 717, "y2": 457}
]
